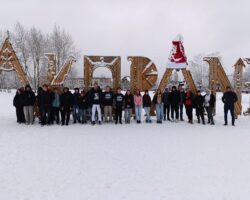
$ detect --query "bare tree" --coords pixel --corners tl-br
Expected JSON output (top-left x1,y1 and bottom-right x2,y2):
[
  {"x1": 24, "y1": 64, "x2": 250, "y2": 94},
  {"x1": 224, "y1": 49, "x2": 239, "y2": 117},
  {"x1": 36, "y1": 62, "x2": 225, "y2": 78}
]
[
  {"x1": 28, "y1": 27, "x2": 46, "y2": 89},
  {"x1": 49, "y1": 25, "x2": 79, "y2": 73}
]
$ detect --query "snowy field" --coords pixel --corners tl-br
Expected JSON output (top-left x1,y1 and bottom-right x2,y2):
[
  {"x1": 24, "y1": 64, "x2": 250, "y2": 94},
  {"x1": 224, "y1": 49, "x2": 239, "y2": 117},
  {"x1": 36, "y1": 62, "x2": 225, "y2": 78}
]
[{"x1": 0, "y1": 91, "x2": 250, "y2": 200}]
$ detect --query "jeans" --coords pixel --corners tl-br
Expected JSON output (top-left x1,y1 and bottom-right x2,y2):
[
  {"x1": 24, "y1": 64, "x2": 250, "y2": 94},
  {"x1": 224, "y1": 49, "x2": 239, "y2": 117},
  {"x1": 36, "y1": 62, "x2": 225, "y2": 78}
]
[
  {"x1": 135, "y1": 105, "x2": 142, "y2": 121},
  {"x1": 23, "y1": 106, "x2": 34, "y2": 124},
  {"x1": 79, "y1": 109, "x2": 87, "y2": 122},
  {"x1": 73, "y1": 105, "x2": 80, "y2": 122},
  {"x1": 205, "y1": 106, "x2": 214, "y2": 123},
  {"x1": 156, "y1": 103, "x2": 164, "y2": 121},
  {"x1": 92, "y1": 104, "x2": 102, "y2": 122},
  {"x1": 144, "y1": 107, "x2": 151, "y2": 121},
  {"x1": 163, "y1": 104, "x2": 171, "y2": 120},
  {"x1": 224, "y1": 105, "x2": 235, "y2": 125},
  {"x1": 124, "y1": 108, "x2": 132, "y2": 123}
]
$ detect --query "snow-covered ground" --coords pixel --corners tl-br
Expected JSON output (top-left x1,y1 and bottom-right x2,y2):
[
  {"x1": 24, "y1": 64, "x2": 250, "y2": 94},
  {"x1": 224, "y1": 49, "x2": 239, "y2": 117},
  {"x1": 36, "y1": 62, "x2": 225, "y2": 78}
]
[{"x1": 0, "y1": 91, "x2": 250, "y2": 200}]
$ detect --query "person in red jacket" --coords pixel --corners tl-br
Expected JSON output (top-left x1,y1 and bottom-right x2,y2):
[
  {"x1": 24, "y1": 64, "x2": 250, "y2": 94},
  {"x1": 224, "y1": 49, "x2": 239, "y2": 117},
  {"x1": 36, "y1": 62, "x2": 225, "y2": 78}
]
[{"x1": 184, "y1": 88, "x2": 194, "y2": 124}]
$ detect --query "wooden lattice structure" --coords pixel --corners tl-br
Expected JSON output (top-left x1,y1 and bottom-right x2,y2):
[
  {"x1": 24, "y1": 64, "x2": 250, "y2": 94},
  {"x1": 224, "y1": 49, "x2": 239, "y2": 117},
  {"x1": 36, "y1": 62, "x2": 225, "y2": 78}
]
[
  {"x1": 157, "y1": 68, "x2": 197, "y2": 94},
  {"x1": 50, "y1": 56, "x2": 76, "y2": 87},
  {"x1": 84, "y1": 56, "x2": 121, "y2": 90},
  {"x1": 45, "y1": 53, "x2": 57, "y2": 84},
  {"x1": 203, "y1": 57, "x2": 242, "y2": 115},
  {"x1": 128, "y1": 56, "x2": 158, "y2": 93},
  {"x1": 0, "y1": 38, "x2": 29, "y2": 86}
]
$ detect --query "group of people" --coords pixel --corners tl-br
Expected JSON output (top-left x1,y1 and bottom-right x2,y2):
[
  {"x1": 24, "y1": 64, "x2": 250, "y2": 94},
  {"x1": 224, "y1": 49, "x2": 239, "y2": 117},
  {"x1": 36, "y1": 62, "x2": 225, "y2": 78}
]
[{"x1": 13, "y1": 83, "x2": 238, "y2": 126}]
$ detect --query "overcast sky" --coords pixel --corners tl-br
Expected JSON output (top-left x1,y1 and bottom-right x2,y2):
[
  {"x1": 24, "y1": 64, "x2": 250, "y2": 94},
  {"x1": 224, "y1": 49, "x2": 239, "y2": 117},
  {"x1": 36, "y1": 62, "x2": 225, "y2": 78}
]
[{"x1": 0, "y1": 0, "x2": 250, "y2": 77}]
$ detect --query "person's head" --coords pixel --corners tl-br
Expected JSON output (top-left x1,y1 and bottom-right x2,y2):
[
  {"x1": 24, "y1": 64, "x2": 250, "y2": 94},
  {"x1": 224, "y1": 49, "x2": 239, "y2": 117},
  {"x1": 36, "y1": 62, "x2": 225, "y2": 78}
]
[
  {"x1": 178, "y1": 85, "x2": 183, "y2": 91},
  {"x1": 136, "y1": 89, "x2": 140, "y2": 95},
  {"x1": 80, "y1": 90, "x2": 85, "y2": 96},
  {"x1": 126, "y1": 89, "x2": 131, "y2": 95},
  {"x1": 186, "y1": 88, "x2": 190, "y2": 93},
  {"x1": 25, "y1": 85, "x2": 31, "y2": 91},
  {"x1": 74, "y1": 88, "x2": 79, "y2": 94},
  {"x1": 117, "y1": 87, "x2": 121, "y2": 94},
  {"x1": 165, "y1": 88, "x2": 169, "y2": 92},
  {"x1": 206, "y1": 88, "x2": 211, "y2": 95},
  {"x1": 145, "y1": 90, "x2": 149, "y2": 95},
  {"x1": 20, "y1": 87, "x2": 25, "y2": 92},
  {"x1": 63, "y1": 87, "x2": 69, "y2": 93},
  {"x1": 42, "y1": 84, "x2": 48, "y2": 92},
  {"x1": 172, "y1": 86, "x2": 177, "y2": 91},
  {"x1": 226, "y1": 86, "x2": 231, "y2": 92},
  {"x1": 157, "y1": 89, "x2": 161, "y2": 95},
  {"x1": 106, "y1": 86, "x2": 110, "y2": 92},
  {"x1": 17, "y1": 88, "x2": 21, "y2": 94},
  {"x1": 197, "y1": 90, "x2": 201, "y2": 96},
  {"x1": 93, "y1": 82, "x2": 98, "y2": 90}
]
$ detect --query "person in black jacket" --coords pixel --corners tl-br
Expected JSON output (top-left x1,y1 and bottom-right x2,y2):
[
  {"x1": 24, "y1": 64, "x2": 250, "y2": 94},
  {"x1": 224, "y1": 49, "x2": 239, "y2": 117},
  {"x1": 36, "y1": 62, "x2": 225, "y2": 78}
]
[
  {"x1": 79, "y1": 90, "x2": 88, "y2": 124},
  {"x1": 143, "y1": 90, "x2": 152, "y2": 123},
  {"x1": 184, "y1": 88, "x2": 194, "y2": 124},
  {"x1": 162, "y1": 87, "x2": 171, "y2": 121},
  {"x1": 169, "y1": 86, "x2": 180, "y2": 121},
  {"x1": 194, "y1": 90, "x2": 205, "y2": 124},
  {"x1": 114, "y1": 87, "x2": 124, "y2": 124},
  {"x1": 88, "y1": 83, "x2": 103, "y2": 125},
  {"x1": 39, "y1": 84, "x2": 54, "y2": 126},
  {"x1": 124, "y1": 90, "x2": 134, "y2": 124},
  {"x1": 60, "y1": 87, "x2": 73, "y2": 126},
  {"x1": 13, "y1": 88, "x2": 25, "y2": 123},
  {"x1": 22, "y1": 85, "x2": 36, "y2": 125},
  {"x1": 103, "y1": 86, "x2": 114, "y2": 122},
  {"x1": 222, "y1": 86, "x2": 238, "y2": 126},
  {"x1": 204, "y1": 89, "x2": 216, "y2": 125},
  {"x1": 72, "y1": 88, "x2": 81, "y2": 124}
]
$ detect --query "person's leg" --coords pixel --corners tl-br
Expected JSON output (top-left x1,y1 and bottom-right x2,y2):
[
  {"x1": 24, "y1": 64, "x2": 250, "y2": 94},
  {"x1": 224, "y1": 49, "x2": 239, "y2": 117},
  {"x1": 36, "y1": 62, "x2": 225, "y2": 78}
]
[
  {"x1": 224, "y1": 105, "x2": 229, "y2": 125},
  {"x1": 109, "y1": 106, "x2": 113, "y2": 122},
  {"x1": 175, "y1": 105, "x2": 179, "y2": 120},
  {"x1": 196, "y1": 108, "x2": 200, "y2": 123},
  {"x1": 92, "y1": 105, "x2": 97, "y2": 122},
  {"x1": 97, "y1": 105, "x2": 102, "y2": 122},
  {"x1": 66, "y1": 108, "x2": 70, "y2": 125},
  {"x1": 119, "y1": 108, "x2": 122, "y2": 123},
  {"x1": 156, "y1": 104, "x2": 160, "y2": 121},
  {"x1": 180, "y1": 104, "x2": 183, "y2": 120},
  {"x1": 104, "y1": 106, "x2": 108, "y2": 122},
  {"x1": 128, "y1": 109, "x2": 132, "y2": 123},
  {"x1": 163, "y1": 104, "x2": 167, "y2": 120},
  {"x1": 28, "y1": 106, "x2": 34, "y2": 124},
  {"x1": 167, "y1": 104, "x2": 170, "y2": 120},
  {"x1": 170, "y1": 105, "x2": 174, "y2": 119},
  {"x1": 135, "y1": 106, "x2": 138, "y2": 121},
  {"x1": 144, "y1": 107, "x2": 149, "y2": 121},
  {"x1": 230, "y1": 106, "x2": 235, "y2": 125},
  {"x1": 61, "y1": 109, "x2": 65, "y2": 125},
  {"x1": 138, "y1": 106, "x2": 142, "y2": 122}
]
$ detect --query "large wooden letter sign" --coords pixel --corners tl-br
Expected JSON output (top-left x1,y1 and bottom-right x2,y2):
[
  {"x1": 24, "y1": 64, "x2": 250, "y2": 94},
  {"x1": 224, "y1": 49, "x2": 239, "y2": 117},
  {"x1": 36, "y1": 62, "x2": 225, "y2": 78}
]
[{"x1": 84, "y1": 56, "x2": 121, "y2": 90}]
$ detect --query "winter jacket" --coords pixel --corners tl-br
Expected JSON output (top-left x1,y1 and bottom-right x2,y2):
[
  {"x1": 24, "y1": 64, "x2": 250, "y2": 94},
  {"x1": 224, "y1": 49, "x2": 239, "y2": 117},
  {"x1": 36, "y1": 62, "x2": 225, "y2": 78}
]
[
  {"x1": 60, "y1": 91, "x2": 73, "y2": 109},
  {"x1": 162, "y1": 92, "x2": 170, "y2": 105},
  {"x1": 153, "y1": 93, "x2": 163, "y2": 104},
  {"x1": 103, "y1": 92, "x2": 114, "y2": 106},
  {"x1": 194, "y1": 95, "x2": 204, "y2": 109},
  {"x1": 143, "y1": 94, "x2": 152, "y2": 107},
  {"x1": 134, "y1": 95, "x2": 142, "y2": 106},
  {"x1": 88, "y1": 87, "x2": 103, "y2": 105},
  {"x1": 124, "y1": 94, "x2": 134, "y2": 109},
  {"x1": 22, "y1": 90, "x2": 36, "y2": 106},
  {"x1": 79, "y1": 95, "x2": 88, "y2": 109},
  {"x1": 114, "y1": 93, "x2": 124, "y2": 108},
  {"x1": 204, "y1": 94, "x2": 216, "y2": 108},
  {"x1": 222, "y1": 91, "x2": 238, "y2": 107},
  {"x1": 39, "y1": 91, "x2": 54, "y2": 108},
  {"x1": 13, "y1": 92, "x2": 23, "y2": 108},
  {"x1": 72, "y1": 93, "x2": 81, "y2": 106},
  {"x1": 184, "y1": 91, "x2": 194, "y2": 106},
  {"x1": 52, "y1": 93, "x2": 60, "y2": 108},
  {"x1": 169, "y1": 91, "x2": 180, "y2": 106}
]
